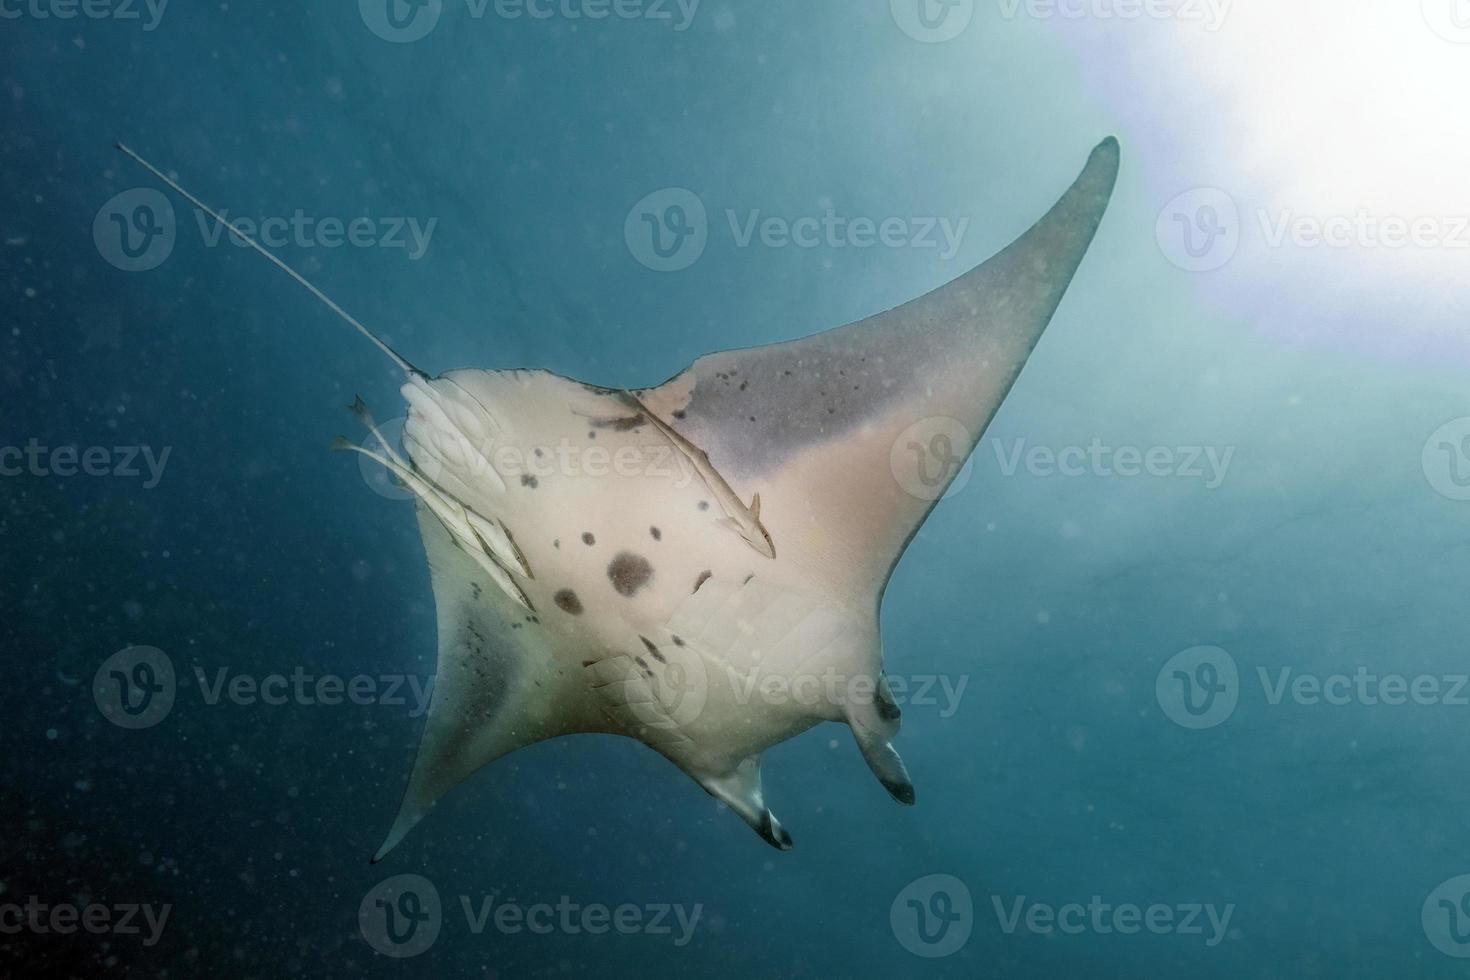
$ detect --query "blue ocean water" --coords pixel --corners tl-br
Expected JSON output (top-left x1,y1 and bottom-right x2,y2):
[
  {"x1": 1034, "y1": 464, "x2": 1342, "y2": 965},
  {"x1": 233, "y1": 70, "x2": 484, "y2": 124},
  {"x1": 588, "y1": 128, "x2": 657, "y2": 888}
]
[{"x1": 5, "y1": 2, "x2": 1470, "y2": 976}]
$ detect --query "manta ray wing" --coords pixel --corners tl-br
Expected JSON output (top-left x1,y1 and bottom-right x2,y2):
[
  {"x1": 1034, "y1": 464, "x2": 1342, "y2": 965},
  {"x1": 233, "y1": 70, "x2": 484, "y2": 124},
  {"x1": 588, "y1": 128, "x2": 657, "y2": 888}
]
[
  {"x1": 639, "y1": 138, "x2": 1120, "y2": 605},
  {"x1": 372, "y1": 502, "x2": 610, "y2": 862}
]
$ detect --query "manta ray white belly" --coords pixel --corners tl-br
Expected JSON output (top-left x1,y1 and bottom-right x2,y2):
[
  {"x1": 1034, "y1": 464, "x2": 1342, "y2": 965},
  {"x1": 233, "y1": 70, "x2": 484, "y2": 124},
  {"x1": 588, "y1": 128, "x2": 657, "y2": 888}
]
[{"x1": 371, "y1": 369, "x2": 890, "y2": 855}]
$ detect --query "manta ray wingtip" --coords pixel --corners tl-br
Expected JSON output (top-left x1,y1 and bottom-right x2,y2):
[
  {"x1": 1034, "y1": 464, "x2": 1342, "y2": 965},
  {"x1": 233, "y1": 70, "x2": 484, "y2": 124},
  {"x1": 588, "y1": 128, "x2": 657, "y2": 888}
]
[
  {"x1": 758, "y1": 811, "x2": 794, "y2": 851},
  {"x1": 883, "y1": 778, "x2": 917, "y2": 806}
]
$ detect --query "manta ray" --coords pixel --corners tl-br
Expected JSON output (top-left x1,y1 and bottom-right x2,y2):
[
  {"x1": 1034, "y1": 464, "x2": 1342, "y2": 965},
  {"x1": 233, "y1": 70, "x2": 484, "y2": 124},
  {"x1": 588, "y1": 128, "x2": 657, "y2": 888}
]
[{"x1": 118, "y1": 137, "x2": 1119, "y2": 857}]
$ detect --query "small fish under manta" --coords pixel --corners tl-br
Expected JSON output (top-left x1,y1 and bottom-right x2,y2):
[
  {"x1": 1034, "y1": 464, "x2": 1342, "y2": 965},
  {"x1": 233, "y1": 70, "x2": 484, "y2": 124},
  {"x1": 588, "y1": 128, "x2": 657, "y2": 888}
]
[{"x1": 116, "y1": 138, "x2": 1119, "y2": 857}]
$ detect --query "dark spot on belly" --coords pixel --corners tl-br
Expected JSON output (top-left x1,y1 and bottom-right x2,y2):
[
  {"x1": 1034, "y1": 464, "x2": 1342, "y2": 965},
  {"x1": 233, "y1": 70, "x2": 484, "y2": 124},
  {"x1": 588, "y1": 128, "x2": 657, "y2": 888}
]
[
  {"x1": 635, "y1": 656, "x2": 648, "y2": 669},
  {"x1": 554, "y1": 539, "x2": 560, "y2": 549},
  {"x1": 582, "y1": 532, "x2": 596, "y2": 546},
  {"x1": 591, "y1": 414, "x2": 645, "y2": 432},
  {"x1": 671, "y1": 634, "x2": 685, "y2": 646},
  {"x1": 581, "y1": 659, "x2": 595, "y2": 668},
  {"x1": 743, "y1": 573, "x2": 755, "y2": 585},
  {"x1": 607, "y1": 552, "x2": 654, "y2": 597},
  {"x1": 554, "y1": 589, "x2": 584, "y2": 615},
  {"x1": 640, "y1": 635, "x2": 659, "y2": 656},
  {"x1": 650, "y1": 526, "x2": 661, "y2": 541},
  {"x1": 697, "y1": 500, "x2": 709, "y2": 512},
  {"x1": 520, "y1": 474, "x2": 539, "y2": 489},
  {"x1": 693, "y1": 570, "x2": 712, "y2": 593},
  {"x1": 672, "y1": 409, "x2": 686, "y2": 420}
]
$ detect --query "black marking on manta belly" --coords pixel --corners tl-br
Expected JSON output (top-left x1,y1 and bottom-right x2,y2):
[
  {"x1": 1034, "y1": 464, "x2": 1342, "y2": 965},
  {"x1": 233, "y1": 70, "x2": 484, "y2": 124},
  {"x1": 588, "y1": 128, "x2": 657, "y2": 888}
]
[
  {"x1": 607, "y1": 552, "x2": 654, "y2": 597},
  {"x1": 650, "y1": 526, "x2": 661, "y2": 541},
  {"x1": 554, "y1": 589, "x2": 584, "y2": 615},
  {"x1": 693, "y1": 570, "x2": 712, "y2": 593},
  {"x1": 590, "y1": 414, "x2": 645, "y2": 432},
  {"x1": 672, "y1": 409, "x2": 686, "y2": 420},
  {"x1": 521, "y1": 474, "x2": 539, "y2": 489},
  {"x1": 582, "y1": 532, "x2": 596, "y2": 546},
  {"x1": 639, "y1": 635, "x2": 666, "y2": 664},
  {"x1": 671, "y1": 634, "x2": 685, "y2": 646},
  {"x1": 697, "y1": 500, "x2": 709, "y2": 512}
]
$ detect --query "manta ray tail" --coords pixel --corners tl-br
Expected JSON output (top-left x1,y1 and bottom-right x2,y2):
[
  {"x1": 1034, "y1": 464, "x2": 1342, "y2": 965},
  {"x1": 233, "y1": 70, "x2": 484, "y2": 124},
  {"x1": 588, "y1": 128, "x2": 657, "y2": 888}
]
[{"x1": 114, "y1": 142, "x2": 421, "y2": 376}]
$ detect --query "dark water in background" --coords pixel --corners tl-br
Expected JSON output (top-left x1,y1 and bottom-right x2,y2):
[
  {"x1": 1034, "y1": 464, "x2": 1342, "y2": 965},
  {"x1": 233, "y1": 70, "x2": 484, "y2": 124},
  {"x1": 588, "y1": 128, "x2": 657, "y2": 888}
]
[{"x1": 5, "y1": 2, "x2": 1470, "y2": 976}]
